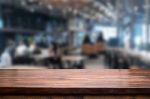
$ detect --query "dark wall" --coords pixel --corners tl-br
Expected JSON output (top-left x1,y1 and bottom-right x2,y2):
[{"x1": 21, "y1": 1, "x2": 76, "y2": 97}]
[
  {"x1": 0, "y1": 4, "x2": 68, "y2": 52},
  {"x1": 1, "y1": 5, "x2": 50, "y2": 31},
  {"x1": 1, "y1": 4, "x2": 68, "y2": 31}
]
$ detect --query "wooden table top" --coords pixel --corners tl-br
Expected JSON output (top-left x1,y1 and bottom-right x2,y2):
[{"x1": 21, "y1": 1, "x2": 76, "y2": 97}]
[{"x1": 0, "y1": 69, "x2": 150, "y2": 95}]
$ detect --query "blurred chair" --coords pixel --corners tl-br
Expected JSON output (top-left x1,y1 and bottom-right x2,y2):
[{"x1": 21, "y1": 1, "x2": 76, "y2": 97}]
[
  {"x1": 82, "y1": 35, "x2": 97, "y2": 57},
  {"x1": 95, "y1": 42, "x2": 105, "y2": 54},
  {"x1": 82, "y1": 43, "x2": 96, "y2": 57},
  {"x1": 95, "y1": 32, "x2": 106, "y2": 54}
]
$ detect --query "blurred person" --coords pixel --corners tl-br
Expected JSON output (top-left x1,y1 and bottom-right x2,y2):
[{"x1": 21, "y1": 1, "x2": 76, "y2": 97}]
[
  {"x1": 0, "y1": 45, "x2": 12, "y2": 68},
  {"x1": 97, "y1": 32, "x2": 105, "y2": 43},
  {"x1": 82, "y1": 35, "x2": 97, "y2": 57},
  {"x1": 83, "y1": 35, "x2": 92, "y2": 44},
  {"x1": 29, "y1": 42, "x2": 37, "y2": 53},
  {"x1": 15, "y1": 41, "x2": 28, "y2": 57},
  {"x1": 46, "y1": 42, "x2": 63, "y2": 69},
  {"x1": 14, "y1": 41, "x2": 30, "y2": 65},
  {"x1": 29, "y1": 42, "x2": 41, "y2": 54}
]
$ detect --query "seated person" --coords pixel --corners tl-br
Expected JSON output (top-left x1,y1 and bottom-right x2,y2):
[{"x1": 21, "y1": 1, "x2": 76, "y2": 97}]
[
  {"x1": 0, "y1": 46, "x2": 12, "y2": 68},
  {"x1": 45, "y1": 42, "x2": 63, "y2": 69},
  {"x1": 15, "y1": 41, "x2": 29, "y2": 57},
  {"x1": 14, "y1": 41, "x2": 31, "y2": 64},
  {"x1": 29, "y1": 42, "x2": 41, "y2": 54}
]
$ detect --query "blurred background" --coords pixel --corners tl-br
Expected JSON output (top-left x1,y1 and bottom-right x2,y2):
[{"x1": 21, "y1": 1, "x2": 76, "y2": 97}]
[{"x1": 0, "y1": 0, "x2": 149, "y2": 69}]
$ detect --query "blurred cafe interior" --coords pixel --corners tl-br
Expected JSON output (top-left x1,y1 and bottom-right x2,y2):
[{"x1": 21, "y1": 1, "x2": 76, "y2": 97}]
[{"x1": 0, "y1": 0, "x2": 150, "y2": 69}]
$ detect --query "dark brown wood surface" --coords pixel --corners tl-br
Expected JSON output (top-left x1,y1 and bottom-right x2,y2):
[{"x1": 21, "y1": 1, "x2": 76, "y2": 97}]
[
  {"x1": 0, "y1": 69, "x2": 150, "y2": 95},
  {"x1": 1, "y1": 95, "x2": 150, "y2": 99}
]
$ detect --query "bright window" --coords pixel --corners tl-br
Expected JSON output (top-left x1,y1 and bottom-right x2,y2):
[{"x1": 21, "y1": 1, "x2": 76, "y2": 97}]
[{"x1": 92, "y1": 25, "x2": 117, "y2": 42}]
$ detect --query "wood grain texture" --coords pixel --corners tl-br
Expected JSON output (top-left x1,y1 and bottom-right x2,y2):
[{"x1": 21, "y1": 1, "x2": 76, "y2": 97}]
[
  {"x1": 0, "y1": 96, "x2": 150, "y2": 99},
  {"x1": 0, "y1": 69, "x2": 150, "y2": 95}
]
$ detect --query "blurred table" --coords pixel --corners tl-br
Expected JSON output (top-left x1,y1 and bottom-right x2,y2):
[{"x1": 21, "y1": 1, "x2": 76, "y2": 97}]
[
  {"x1": 62, "y1": 55, "x2": 85, "y2": 69},
  {"x1": 31, "y1": 49, "x2": 86, "y2": 69},
  {"x1": 32, "y1": 49, "x2": 51, "y2": 61},
  {"x1": 62, "y1": 55, "x2": 85, "y2": 62}
]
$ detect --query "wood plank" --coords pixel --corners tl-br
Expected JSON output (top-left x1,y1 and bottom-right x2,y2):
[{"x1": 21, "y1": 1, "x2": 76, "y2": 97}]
[
  {"x1": 0, "y1": 96, "x2": 150, "y2": 99},
  {"x1": 0, "y1": 69, "x2": 150, "y2": 95}
]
